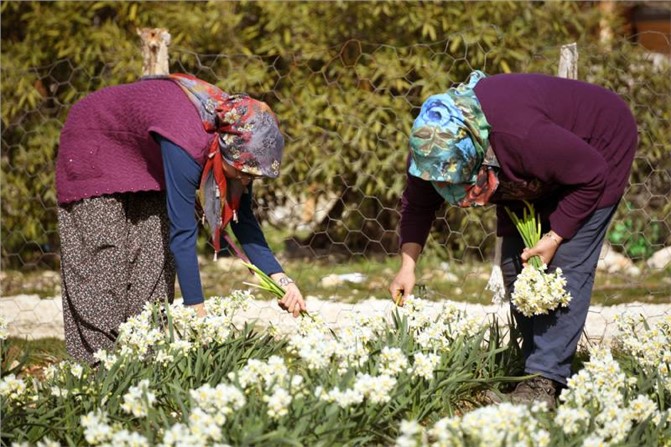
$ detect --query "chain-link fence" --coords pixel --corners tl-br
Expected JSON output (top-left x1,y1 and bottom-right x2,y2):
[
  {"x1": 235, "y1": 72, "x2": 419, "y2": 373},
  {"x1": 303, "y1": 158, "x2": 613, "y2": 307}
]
[{"x1": 2, "y1": 26, "x2": 670, "y2": 342}]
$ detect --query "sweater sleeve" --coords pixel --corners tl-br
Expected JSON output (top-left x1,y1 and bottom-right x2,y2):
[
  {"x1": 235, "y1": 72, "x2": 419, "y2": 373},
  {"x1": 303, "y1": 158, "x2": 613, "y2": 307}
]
[
  {"x1": 499, "y1": 122, "x2": 608, "y2": 239},
  {"x1": 159, "y1": 137, "x2": 205, "y2": 306},
  {"x1": 229, "y1": 184, "x2": 284, "y2": 276},
  {"x1": 399, "y1": 156, "x2": 445, "y2": 248}
]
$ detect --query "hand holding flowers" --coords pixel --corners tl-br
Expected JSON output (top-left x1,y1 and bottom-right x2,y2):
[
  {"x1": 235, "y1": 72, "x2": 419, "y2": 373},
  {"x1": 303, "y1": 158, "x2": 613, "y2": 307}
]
[
  {"x1": 271, "y1": 275, "x2": 306, "y2": 317},
  {"x1": 187, "y1": 302, "x2": 208, "y2": 318},
  {"x1": 242, "y1": 262, "x2": 307, "y2": 318},
  {"x1": 505, "y1": 201, "x2": 572, "y2": 317},
  {"x1": 521, "y1": 230, "x2": 563, "y2": 268}
]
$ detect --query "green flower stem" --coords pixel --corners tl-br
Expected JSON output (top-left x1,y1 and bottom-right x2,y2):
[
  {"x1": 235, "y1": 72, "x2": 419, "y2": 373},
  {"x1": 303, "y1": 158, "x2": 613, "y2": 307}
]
[
  {"x1": 242, "y1": 261, "x2": 315, "y2": 321},
  {"x1": 241, "y1": 261, "x2": 340, "y2": 340},
  {"x1": 505, "y1": 201, "x2": 543, "y2": 269}
]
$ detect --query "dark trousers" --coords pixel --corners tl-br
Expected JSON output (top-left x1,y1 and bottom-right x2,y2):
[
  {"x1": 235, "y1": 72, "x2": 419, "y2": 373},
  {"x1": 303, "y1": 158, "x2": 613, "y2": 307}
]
[{"x1": 500, "y1": 204, "x2": 618, "y2": 384}]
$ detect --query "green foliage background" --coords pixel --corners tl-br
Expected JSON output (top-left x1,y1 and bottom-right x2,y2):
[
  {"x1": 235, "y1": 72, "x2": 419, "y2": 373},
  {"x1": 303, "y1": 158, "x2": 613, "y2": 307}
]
[{"x1": 2, "y1": 1, "x2": 670, "y2": 268}]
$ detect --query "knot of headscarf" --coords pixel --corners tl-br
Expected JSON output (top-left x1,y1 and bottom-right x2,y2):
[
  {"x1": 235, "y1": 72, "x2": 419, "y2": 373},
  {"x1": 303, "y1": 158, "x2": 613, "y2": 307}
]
[
  {"x1": 408, "y1": 70, "x2": 499, "y2": 207},
  {"x1": 163, "y1": 73, "x2": 284, "y2": 255}
]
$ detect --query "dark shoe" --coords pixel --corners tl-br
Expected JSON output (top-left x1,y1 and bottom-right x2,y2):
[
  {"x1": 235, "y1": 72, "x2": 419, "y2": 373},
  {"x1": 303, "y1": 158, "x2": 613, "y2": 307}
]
[
  {"x1": 481, "y1": 389, "x2": 504, "y2": 405},
  {"x1": 508, "y1": 377, "x2": 558, "y2": 409},
  {"x1": 482, "y1": 377, "x2": 558, "y2": 409}
]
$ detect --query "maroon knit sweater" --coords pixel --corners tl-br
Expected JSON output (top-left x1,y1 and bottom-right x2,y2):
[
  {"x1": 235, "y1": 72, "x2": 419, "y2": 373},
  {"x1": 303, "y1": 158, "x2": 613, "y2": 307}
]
[{"x1": 56, "y1": 79, "x2": 212, "y2": 205}]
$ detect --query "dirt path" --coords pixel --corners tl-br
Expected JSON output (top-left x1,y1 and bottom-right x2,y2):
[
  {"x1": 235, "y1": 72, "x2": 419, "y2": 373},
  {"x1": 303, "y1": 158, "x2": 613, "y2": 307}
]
[{"x1": 2, "y1": 294, "x2": 670, "y2": 345}]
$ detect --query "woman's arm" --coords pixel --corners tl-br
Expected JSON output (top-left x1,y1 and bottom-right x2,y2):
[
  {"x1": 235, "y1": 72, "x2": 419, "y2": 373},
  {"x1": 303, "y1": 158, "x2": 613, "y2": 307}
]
[
  {"x1": 229, "y1": 185, "x2": 283, "y2": 274},
  {"x1": 390, "y1": 161, "x2": 444, "y2": 303},
  {"x1": 159, "y1": 137, "x2": 206, "y2": 314},
  {"x1": 399, "y1": 168, "x2": 445, "y2": 248},
  {"x1": 230, "y1": 187, "x2": 306, "y2": 316},
  {"x1": 494, "y1": 124, "x2": 608, "y2": 240}
]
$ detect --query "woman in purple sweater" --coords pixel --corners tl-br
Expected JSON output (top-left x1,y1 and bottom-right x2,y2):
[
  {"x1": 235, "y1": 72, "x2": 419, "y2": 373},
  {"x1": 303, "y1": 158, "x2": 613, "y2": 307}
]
[
  {"x1": 388, "y1": 71, "x2": 637, "y2": 408},
  {"x1": 56, "y1": 74, "x2": 306, "y2": 364}
]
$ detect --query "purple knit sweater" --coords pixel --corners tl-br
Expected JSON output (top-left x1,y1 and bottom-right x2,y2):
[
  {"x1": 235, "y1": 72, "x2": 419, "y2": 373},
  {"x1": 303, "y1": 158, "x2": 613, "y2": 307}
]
[
  {"x1": 400, "y1": 73, "x2": 637, "y2": 246},
  {"x1": 56, "y1": 79, "x2": 212, "y2": 204}
]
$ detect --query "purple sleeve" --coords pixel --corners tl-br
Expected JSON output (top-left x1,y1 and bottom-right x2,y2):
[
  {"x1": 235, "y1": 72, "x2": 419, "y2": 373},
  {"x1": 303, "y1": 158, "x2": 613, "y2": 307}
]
[
  {"x1": 494, "y1": 122, "x2": 608, "y2": 239},
  {"x1": 399, "y1": 160, "x2": 445, "y2": 248}
]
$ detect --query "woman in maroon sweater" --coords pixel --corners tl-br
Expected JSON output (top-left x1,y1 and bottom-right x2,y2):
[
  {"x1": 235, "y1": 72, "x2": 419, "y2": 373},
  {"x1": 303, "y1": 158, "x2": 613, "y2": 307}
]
[
  {"x1": 389, "y1": 71, "x2": 637, "y2": 408},
  {"x1": 56, "y1": 75, "x2": 306, "y2": 364}
]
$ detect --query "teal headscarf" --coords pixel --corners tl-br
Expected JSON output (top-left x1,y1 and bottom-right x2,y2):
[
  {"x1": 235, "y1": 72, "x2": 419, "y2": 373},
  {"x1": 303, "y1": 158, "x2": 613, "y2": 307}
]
[{"x1": 408, "y1": 70, "x2": 496, "y2": 206}]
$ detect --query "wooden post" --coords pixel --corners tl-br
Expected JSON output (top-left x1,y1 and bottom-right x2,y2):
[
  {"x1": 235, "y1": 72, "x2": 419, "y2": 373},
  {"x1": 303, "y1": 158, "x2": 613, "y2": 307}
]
[
  {"x1": 557, "y1": 42, "x2": 578, "y2": 80},
  {"x1": 598, "y1": 0, "x2": 615, "y2": 46},
  {"x1": 137, "y1": 28, "x2": 171, "y2": 76}
]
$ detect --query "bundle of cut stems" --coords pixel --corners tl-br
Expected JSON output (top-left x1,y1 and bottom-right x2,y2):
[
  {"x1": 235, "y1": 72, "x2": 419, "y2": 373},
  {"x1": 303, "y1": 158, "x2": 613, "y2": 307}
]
[
  {"x1": 242, "y1": 261, "x2": 317, "y2": 322},
  {"x1": 504, "y1": 201, "x2": 543, "y2": 269}
]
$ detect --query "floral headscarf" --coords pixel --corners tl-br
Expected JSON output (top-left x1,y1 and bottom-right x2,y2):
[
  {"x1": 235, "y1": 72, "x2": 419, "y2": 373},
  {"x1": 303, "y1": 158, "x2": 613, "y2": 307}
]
[
  {"x1": 216, "y1": 96, "x2": 283, "y2": 178},
  {"x1": 168, "y1": 73, "x2": 284, "y2": 178},
  {"x1": 162, "y1": 73, "x2": 284, "y2": 254},
  {"x1": 408, "y1": 70, "x2": 499, "y2": 207}
]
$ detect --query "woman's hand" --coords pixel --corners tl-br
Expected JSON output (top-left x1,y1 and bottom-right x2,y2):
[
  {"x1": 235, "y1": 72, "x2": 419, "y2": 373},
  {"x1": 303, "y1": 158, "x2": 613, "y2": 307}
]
[
  {"x1": 521, "y1": 230, "x2": 563, "y2": 267},
  {"x1": 389, "y1": 243, "x2": 421, "y2": 306},
  {"x1": 187, "y1": 302, "x2": 207, "y2": 318},
  {"x1": 389, "y1": 268, "x2": 416, "y2": 306},
  {"x1": 271, "y1": 274, "x2": 306, "y2": 317}
]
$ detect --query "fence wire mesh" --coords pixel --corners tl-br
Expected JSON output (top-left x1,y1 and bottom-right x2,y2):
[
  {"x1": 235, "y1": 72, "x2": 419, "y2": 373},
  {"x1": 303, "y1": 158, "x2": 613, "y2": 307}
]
[{"x1": 1, "y1": 30, "x2": 670, "y2": 343}]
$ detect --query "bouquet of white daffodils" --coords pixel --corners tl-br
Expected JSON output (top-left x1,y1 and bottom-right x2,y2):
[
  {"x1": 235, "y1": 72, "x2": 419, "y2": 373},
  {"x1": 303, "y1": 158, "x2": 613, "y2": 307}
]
[{"x1": 505, "y1": 201, "x2": 572, "y2": 317}]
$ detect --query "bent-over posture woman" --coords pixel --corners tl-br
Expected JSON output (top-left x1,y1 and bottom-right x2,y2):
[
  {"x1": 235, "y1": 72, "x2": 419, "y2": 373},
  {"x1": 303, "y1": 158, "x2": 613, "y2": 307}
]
[
  {"x1": 389, "y1": 71, "x2": 637, "y2": 408},
  {"x1": 56, "y1": 74, "x2": 306, "y2": 364}
]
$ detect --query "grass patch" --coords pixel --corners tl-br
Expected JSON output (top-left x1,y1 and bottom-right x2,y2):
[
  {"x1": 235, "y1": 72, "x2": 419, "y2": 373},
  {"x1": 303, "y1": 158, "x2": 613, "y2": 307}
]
[
  {"x1": 3, "y1": 258, "x2": 669, "y2": 306},
  {"x1": 2, "y1": 337, "x2": 67, "y2": 377},
  {"x1": 198, "y1": 253, "x2": 670, "y2": 306},
  {"x1": 2, "y1": 225, "x2": 669, "y2": 306},
  {"x1": 0, "y1": 270, "x2": 61, "y2": 298}
]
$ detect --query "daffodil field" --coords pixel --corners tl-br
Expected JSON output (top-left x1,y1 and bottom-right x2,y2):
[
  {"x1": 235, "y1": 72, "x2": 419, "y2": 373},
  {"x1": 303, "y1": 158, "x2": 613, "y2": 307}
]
[{"x1": 1, "y1": 294, "x2": 670, "y2": 447}]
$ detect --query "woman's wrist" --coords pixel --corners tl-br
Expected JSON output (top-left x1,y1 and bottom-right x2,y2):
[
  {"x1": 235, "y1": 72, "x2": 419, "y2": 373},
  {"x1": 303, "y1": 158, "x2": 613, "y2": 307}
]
[
  {"x1": 543, "y1": 230, "x2": 563, "y2": 246},
  {"x1": 185, "y1": 302, "x2": 206, "y2": 317},
  {"x1": 270, "y1": 273, "x2": 294, "y2": 287},
  {"x1": 277, "y1": 276, "x2": 294, "y2": 287}
]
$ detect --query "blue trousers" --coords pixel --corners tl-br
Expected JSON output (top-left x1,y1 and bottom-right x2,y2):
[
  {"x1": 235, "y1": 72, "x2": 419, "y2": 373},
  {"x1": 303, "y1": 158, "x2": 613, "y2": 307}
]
[{"x1": 500, "y1": 204, "x2": 618, "y2": 385}]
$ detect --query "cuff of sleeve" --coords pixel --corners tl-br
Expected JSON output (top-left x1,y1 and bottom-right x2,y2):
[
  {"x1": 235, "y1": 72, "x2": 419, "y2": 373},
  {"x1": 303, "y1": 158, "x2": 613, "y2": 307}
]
[
  {"x1": 398, "y1": 235, "x2": 428, "y2": 249},
  {"x1": 182, "y1": 297, "x2": 204, "y2": 306},
  {"x1": 548, "y1": 217, "x2": 578, "y2": 241}
]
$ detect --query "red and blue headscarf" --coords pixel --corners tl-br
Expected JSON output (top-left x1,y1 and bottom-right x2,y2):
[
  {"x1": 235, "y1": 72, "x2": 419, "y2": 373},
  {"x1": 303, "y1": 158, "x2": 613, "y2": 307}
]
[{"x1": 167, "y1": 73, "x2": 284, "y2": 253}]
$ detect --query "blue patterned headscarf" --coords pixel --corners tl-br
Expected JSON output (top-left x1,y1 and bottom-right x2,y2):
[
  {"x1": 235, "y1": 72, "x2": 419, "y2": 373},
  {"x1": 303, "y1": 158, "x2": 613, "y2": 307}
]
[{"x1": 409, "y1": 70, "x2": 497, "y2": 207}]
